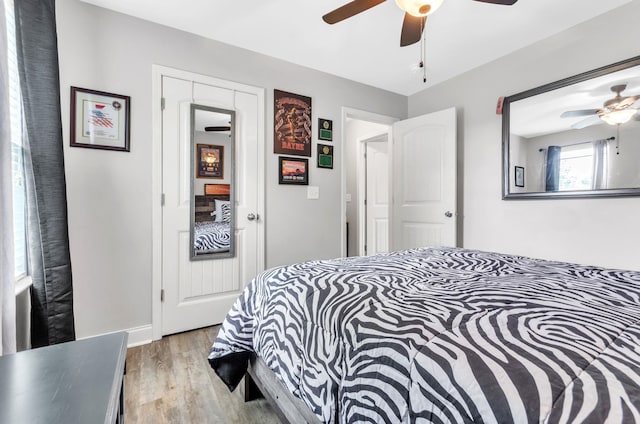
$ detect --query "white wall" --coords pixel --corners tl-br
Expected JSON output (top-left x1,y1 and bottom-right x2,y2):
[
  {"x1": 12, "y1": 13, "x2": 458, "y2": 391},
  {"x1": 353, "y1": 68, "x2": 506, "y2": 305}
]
[
  {"x1": 408, "y1": 1, "x2": 640, "y2": 271},
  {"x1": 56, "y1": 0, "x2": 406, "y2": 340}
]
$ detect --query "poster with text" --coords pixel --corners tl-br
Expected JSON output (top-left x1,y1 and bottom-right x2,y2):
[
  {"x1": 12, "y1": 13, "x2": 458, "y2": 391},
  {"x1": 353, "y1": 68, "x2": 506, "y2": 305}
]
[{"x1": 274, "y1": 89, "x2": 312, "y2": 157}]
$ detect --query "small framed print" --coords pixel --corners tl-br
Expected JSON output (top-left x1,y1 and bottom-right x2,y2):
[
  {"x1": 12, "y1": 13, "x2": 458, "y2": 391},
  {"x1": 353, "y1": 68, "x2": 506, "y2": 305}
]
[
  {"x1": 279, "y1": 156, "x2": 309, "y2": 185},
  {"x1": 197, "y1": 144, "x2": 224, "y2": 179},
  {"x1": 515, "y1": 166, "x2": 525, "y2": 187},
  {"x1": 70, "y1": 86, "x2": 130, "y2": 151},
  {"x1": 317, "y1": 144, "x2": 333, "y2": 169},
  {"x1": 318, "y1": 118, "x2": 333, "y2": 141}
]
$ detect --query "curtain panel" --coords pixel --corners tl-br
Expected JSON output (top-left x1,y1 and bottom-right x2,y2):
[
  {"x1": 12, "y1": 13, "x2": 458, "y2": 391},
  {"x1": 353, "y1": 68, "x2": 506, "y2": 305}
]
[
  {"x1": 14, "y1": 0, "x2": 75, "y2": 347},
  {"x1": 0, "y1": 0, "x2": 17, "y2": 355},
  {"x1": 545, "y1": 145, "x2": 561, "y2": 192}
]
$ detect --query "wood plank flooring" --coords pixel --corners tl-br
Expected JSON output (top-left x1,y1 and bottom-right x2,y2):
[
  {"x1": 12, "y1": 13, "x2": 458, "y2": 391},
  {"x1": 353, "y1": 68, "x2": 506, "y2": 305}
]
[{"x1": 125, "y1": 326, "x2": 282, "y2": 423}]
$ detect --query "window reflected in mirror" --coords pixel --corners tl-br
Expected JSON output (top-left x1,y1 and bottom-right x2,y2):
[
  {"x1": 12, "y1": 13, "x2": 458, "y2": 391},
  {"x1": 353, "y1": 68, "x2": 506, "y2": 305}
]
[
  {"x1": 504, "y1": 56, "x2": 640, "y2": 199},
  {"x1": 190, "y1": 105, "x2": 235, "y2": 260}
]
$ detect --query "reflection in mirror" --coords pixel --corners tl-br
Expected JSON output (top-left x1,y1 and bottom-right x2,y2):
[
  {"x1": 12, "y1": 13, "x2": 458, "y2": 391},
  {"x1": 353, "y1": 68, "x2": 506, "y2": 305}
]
[
  {"x1": 190, "y1": 104, "x2": 235, "y2": 260},
  {"x1": 503, "y1": 56, "x2": 640, "y2": 199}
]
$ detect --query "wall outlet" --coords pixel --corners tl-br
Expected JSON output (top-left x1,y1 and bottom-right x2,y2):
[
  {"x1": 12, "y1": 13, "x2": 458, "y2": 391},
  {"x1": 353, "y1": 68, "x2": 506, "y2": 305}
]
[{"x1": 345, "y1": 193, "x2": 352, "y2": 202}]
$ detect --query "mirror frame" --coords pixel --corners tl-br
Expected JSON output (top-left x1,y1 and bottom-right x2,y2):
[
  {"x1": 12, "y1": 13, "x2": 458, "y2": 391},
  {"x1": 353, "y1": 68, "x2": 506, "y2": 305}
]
[
  {"x1": 502, "y1": 55, "x2": 640, "y2": 200},
  {"x1": 189, "y1": 104, "x2": 236, "y2": 260}
]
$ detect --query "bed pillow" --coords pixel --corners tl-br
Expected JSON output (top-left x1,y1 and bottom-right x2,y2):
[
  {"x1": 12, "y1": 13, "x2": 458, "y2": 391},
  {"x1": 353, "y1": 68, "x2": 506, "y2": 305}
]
[{"x1": 214, "y1": 199, "x2": 231, "y2": 223}]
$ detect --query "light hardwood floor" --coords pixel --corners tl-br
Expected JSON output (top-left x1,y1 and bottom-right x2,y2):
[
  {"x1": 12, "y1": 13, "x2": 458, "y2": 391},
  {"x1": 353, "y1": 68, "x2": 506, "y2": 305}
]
[{"x1": 125, "y1": 326, "x2": 282, "y2": 423}]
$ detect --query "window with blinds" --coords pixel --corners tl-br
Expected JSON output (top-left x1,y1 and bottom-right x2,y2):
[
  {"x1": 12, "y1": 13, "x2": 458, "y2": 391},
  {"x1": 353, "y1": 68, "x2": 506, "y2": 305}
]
[{"x1": 5, "y1": 0, "x2": 27, "y2": 278}]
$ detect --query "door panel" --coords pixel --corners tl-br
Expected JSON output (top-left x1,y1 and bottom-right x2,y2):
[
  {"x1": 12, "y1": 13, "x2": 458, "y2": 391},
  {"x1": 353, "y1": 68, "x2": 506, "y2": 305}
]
[
  {"x1": 161, "y1": 76, "x2": 260, "y2": 335},
  {"x1": 366, "y1": 139, "x2": 389, "y2": 255},
  {"x1": 392, "y1": 108, "x2": 456, "y2": 251}
]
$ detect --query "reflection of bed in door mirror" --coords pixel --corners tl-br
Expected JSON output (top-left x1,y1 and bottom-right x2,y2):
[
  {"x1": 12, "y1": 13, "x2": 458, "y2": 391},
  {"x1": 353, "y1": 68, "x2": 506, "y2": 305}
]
[
  {"x1": 189, "y1": 103, "x2": 235, "y2": 260},
  {"x1": 193, "y1": 184, "x2": 231, "y2": 256}
]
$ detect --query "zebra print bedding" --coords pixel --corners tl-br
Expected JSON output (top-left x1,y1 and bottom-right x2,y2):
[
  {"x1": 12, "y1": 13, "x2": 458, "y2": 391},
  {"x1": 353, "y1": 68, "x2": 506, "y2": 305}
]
[
  {"x1": 193, "y1": 221, "x2": 230, "y2": 251},
  {"x1": 208, "y1": 247, "x2": 640, "y2": 423}
]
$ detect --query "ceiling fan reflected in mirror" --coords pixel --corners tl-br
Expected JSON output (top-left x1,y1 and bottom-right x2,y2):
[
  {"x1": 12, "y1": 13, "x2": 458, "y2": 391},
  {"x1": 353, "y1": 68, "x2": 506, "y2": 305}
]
[
  {"x1": 204, "y1": 126, "x2": 231, "y2": 132},
  {"x1": 322, "y1": 0, "x2": 518, "y2": 47},
  {"x1": 561, "y1": 84, "x2": 640, "y2": 129}
]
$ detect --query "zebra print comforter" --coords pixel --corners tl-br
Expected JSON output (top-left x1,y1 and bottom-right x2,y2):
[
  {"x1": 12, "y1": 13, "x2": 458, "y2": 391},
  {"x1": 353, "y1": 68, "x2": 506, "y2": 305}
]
[
  {"x1": 208, "y1": 247, "x2": 640, "y2": 423},
  {"x1": 193, "y1": 221, "x2": 230, "y2": 251}
]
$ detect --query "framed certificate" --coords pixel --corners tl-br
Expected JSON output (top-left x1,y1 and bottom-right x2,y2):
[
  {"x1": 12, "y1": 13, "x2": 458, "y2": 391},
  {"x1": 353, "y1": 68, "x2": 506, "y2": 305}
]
[{"x1": 70, "y1": 86, "x2": 130, "y2": 152}]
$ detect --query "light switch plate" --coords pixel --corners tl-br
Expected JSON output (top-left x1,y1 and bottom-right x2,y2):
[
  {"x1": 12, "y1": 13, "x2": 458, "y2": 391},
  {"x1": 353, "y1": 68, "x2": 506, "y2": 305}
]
[
  {"x1": 307, "y1": 186, "x2": 320, "y2": 199},
  {"x1": 345, "y1": 193, "x2": 352, "y2": 202}
]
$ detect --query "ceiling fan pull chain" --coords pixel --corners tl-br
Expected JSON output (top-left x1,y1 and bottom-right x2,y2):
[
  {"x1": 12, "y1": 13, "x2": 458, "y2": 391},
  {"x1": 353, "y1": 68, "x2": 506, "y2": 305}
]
[{"x1": 421, "y1": 19, "x2": 427, "y2": 83}]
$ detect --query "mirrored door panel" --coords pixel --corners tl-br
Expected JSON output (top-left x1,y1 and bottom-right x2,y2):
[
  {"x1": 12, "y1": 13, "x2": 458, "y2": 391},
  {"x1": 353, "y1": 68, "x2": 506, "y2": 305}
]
[{"x1": 190, "y1": 104, "x2": 235, "y2": 260}]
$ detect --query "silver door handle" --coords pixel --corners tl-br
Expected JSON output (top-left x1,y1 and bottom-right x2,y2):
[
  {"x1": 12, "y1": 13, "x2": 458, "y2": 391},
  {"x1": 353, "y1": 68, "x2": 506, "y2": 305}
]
[
  {"x1": 247, "y1": 213, "x2": 258, "y2": 221},
  {"x1": 444, "y1": 211, "x2": 453, "y2": 218}
]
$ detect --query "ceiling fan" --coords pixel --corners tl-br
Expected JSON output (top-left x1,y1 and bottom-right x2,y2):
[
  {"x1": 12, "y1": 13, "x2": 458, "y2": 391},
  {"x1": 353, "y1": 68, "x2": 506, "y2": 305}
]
[
  {"x1": 561, "y1": 84, "x2": 640, "y2": 129},
  {"x1": 322, "y1": 0, "x2": 519, "y2": 47}
]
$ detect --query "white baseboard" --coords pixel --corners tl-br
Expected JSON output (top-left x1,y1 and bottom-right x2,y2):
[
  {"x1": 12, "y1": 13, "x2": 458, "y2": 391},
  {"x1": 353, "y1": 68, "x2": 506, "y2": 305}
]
[
  {"x1": 124, "y1": 325, "x2": 154, "y2": 347},
  {"x1": 78, "y1": 325, "x2": 153, "y2": 348}
]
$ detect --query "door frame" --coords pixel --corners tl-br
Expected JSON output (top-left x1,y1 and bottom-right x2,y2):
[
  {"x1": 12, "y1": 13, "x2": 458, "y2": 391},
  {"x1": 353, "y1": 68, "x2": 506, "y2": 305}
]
[
  {"x1": 341, "y1": 107, "x2": 398, "y2": 257},
  {"x1": 358, "y1": 133, "x2": 389, "y2": 256},
  {"x1": 151, "y1": 65, "x2": 265, "y2": 341}
]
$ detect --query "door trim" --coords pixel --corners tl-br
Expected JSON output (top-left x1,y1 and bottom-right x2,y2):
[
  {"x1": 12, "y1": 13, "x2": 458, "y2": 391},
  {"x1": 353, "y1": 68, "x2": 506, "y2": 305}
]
[
  {"x1": 341, "y1": 107, "x2": 398, "y2": 257},
  {"x1": 151, "y1": 65, "x2": 265, "y2": 341}
]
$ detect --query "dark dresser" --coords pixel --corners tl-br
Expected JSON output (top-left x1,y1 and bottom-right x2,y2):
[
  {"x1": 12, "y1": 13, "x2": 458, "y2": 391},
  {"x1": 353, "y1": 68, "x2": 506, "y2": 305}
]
[{"x1": 0, "y1": 332, "x2": 128, "y2": 424}]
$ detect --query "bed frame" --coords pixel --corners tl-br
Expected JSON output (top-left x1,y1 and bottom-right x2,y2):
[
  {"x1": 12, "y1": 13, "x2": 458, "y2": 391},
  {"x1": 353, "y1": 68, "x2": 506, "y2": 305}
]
[{"x1": 245, "y1": 354, "x2": 322, "y2": 424}]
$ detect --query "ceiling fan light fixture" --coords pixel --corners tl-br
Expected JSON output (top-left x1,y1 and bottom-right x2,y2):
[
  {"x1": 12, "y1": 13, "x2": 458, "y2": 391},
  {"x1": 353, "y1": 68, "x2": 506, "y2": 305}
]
[
  {"x1": 600, "y1": 109, "x2": 637, "y2": 126},
  {"x1": 395, "y1": 0, "x2": 444, "y2": 17}
]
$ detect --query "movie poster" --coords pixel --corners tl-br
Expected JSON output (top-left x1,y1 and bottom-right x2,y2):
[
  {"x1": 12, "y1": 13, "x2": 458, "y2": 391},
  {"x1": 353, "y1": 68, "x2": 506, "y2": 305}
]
[{"x1": 274, "y1": 89, "x2": 312, "y2": 157}]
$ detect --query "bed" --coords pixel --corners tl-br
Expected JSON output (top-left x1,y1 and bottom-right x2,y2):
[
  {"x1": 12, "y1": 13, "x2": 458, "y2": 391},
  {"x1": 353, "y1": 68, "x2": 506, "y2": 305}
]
[
  {"x1": 193, "y1": 221, "x2": 231, "y2": 252},
  {"x1": 208, "y1": 247, "x2": 640, "y2": 423},
  {"x1": 194, "y1": 188, "x2": 231, "y2": 254}
]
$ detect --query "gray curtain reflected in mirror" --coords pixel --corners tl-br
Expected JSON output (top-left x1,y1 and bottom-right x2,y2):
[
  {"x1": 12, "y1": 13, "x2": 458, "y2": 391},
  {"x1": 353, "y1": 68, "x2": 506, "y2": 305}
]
[
  {"x1": 503, "y1": 56, "x2": 640, "y2": 199},
  {"x1": 190, "y1": 104, "x2": 235, "y2": 260}
]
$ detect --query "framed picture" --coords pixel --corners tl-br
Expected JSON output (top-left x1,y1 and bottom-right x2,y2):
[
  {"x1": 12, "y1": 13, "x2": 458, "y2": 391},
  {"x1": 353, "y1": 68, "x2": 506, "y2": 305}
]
[
  {"x1": 515, "y1": 166, "x2": 525, "y2": 187},
  {"x1": 317, "y1": 144, "x2": 333, "y2": 169},
  {"x1": 274, "y1": 89, "x2": 312, "y2": 157},
  {"x1": 318, "y1": 118, "x2": 333, "y2": 141},
  {"x1": 279, "y1": 156, "x2": 309, "y2": 185},
  {"x1": 70, "y1": 86, "x2": 130, "y2": 151},
  {"x1": 197, "y1": 144, "x2": 224, "y2": 178}
]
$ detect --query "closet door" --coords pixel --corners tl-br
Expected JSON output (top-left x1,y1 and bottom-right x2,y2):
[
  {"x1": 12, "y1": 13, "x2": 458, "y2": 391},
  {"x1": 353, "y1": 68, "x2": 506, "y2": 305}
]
[{"x1": 161, "y1": 76, "x2": 262, "y2": 335}]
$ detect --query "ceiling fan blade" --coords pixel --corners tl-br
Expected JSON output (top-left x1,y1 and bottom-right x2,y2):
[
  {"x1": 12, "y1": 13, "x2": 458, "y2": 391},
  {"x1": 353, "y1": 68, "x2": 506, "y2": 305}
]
[
  {"x1": 472, "y1": 0, "x2": 518, "y2": 4},
  {"x1": 322, "y1": 0, "x2": 386, "y2": 24},
  {"x1": 560, "y1": 109, "x2": 599, "y2": 118},
  {"x1": 571, "y1": 115, "x2": 602, "y2": 130},
  {"x1": 400, "y1": 13, "x2": 426, "y2": 47},
  {"x1": 205, "y1": 126, "x2": 231, "y2": 132}
]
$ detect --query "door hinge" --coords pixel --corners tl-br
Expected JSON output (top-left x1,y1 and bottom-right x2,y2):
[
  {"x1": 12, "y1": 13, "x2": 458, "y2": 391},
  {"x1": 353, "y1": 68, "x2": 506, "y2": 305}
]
[
  {"x1": 161, "y1": 289, "x2": 165, "y2": 302},
  {"x1": 161, "y1": 193, "x2": 165, "y2": 206},
  {"x1": 161, "y1": 97, "x2": 165, "y2": 110}
]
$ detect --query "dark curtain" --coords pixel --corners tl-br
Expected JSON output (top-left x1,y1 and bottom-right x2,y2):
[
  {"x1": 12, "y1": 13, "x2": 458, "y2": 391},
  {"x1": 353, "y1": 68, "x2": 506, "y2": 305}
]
[
  {"x1": 14, "y1": 0, "x2": 75, "y2": 347},
  {"x1": 545, "y1": 146, "x2": 561, "y2": 192}
]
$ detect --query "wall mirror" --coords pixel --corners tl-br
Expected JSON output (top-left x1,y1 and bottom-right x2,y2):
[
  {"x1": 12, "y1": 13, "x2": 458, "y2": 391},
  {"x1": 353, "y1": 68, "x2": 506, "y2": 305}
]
[
  {"x1": 503, "y1": 56, "x2": 640, "y2": 199},
  {"x1": 190, "y1": 104, "x2": 235, "y2": 260}
]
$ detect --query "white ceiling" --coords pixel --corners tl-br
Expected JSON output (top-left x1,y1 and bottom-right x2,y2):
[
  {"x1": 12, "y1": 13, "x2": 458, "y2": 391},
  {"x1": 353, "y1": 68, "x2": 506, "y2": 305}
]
[{"x1": 78, "y1": 0, "x2": 631, "y2": 96}]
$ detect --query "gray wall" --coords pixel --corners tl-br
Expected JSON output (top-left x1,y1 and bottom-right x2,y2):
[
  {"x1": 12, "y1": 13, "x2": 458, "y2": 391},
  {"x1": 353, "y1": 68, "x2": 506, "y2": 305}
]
[
  {"x1": 56, "y1": 0, "x2": 406, "y2": 339},
  {"x1": 408, "y1": 2, "x2": 640, "y2": 271}
]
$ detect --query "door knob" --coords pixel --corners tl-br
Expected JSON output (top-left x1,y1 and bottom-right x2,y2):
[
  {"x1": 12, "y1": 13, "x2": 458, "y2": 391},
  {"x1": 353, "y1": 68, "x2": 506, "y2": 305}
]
[
  {"x1": 247, "y1": 213, "x2": 258, "y2": 221},
  {"x1": 444, "y1": 211, "x2": 453, "y2": 218}
]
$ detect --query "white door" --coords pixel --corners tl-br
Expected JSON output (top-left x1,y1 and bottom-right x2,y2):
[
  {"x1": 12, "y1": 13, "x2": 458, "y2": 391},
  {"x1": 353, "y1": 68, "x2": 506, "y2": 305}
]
[
  {"x1": 391, "y1": 107, "x2": 457, "y2": 250},
  {"x1": 161, "y1": 75, "x2": 263, "y2": 335},
  {"x1": 365, "y1": 138, "x2": 389, "y2": 255}
]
